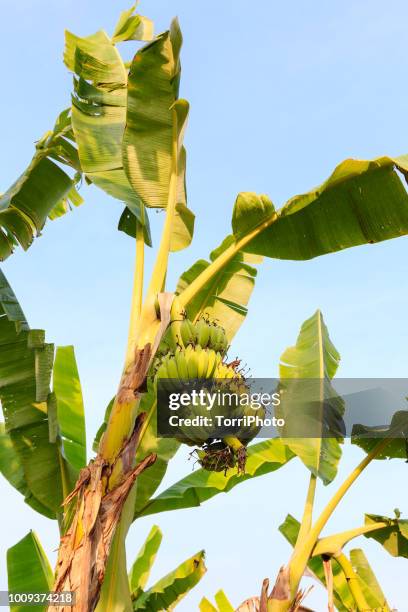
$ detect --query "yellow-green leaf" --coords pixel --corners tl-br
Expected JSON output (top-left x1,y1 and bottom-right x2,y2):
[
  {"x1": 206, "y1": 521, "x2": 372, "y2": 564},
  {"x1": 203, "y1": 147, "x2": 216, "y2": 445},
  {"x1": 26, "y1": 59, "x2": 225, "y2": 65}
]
[
  {"x1": 364, "y1": 514, "x2": 408, "y2": 558},
  {"x1": 112, "y1": 4, "x2": 154, "y2": 43},
  {"x1": 349, "y1": 549, "x2": 390, "y2": 610},
  {"x1": 132, "y1": 550, "x2": 206, "y2": 611},
  {"x1": 129, "y1": 525, "x2": 162, "y2": 599}
]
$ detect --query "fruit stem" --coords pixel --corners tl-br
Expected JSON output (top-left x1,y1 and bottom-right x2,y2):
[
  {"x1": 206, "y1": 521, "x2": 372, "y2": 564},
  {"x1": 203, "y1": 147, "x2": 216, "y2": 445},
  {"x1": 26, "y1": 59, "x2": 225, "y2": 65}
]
[{"x1": 223, "y1": 436, "x2": 244, "y2": 452}]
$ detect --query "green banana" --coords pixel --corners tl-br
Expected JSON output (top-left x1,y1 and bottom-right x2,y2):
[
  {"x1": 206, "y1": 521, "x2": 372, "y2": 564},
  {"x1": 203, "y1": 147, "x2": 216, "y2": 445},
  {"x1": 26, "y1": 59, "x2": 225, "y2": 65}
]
[
  {"x1": 180, "y1": 318, "x2": 196, "y2": 347},
  {"x1": 165, "y1": 354, "x2": 179, "y2": 380},
  {"x1": 185, "y1": 345, "x2": 199, "y2": 379},
  {"x1": 195, "y1": 318, "x2": 210, "y2": 348},
  {"x1": 197, "y1": 346, "x2": 209, "y2": 378},
  {"x1": 174, "y1": 348, "x2": 189, "y2": 380}
]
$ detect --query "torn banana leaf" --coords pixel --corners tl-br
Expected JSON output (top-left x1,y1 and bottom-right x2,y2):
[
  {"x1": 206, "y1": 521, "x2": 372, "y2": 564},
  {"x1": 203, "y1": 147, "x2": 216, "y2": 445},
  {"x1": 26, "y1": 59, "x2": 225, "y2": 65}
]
[{"x1": 0, "y1": 108, "x2": 83, "y2": 261}]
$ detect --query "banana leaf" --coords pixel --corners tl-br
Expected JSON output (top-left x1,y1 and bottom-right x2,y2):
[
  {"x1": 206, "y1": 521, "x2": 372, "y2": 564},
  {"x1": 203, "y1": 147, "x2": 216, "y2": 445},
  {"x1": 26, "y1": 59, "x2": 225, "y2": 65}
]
[
  {"x1": 123, "y1": 19, "x2": 185, "y2": 210},
  {"x1": 132, "y1": 550, "x2": 206, "y2": 611},
  {"x1": 123, "y1": 19, "x2": 194, "y2": 251},
  {"x1": 135, "y1": 438, "x2": 294, "y2": 518},
  {"x1": 177, "y1": 235, "x2": 260, "y2": 341},
  {"x1": 233, "y1": 157, "x2": 408, "y2": 260},
  {"x1": 7, "y1": 531, "x2": 53, "y2": 612},
  {"x1": 53, "y1": 345, "x2": 86, "y2": 471},
  {"x1": 112, "y1": 4, "x2": 153, "y2": 44},
  {"x1": 352, "y1": 409, "x2": 408, "y2": 459},
  {"x1": 214, "y1": 590, "x2": 235, "y2": 612},
  {"x1": 364, "y1": 513, "x2": 408, "y2": 558},
  {"x1": 65, "y1": 18, "x2": 151, "y2": 243},
  {"x1": 276, "y1": 310, "x2": 344, "y2": 484},
  {"x1": 0, "y1": 423, "x2": 52, "y2": 517},
  {"x1": 349, "y1": 548, "x2": 390, "y2": 610},
  {"x1": 180, "y1": 156, "x2": 408, "y2": 315},
  {"x1": 0, "y1": 270, "x2": 86, "y2": 518},
  {"x1": 199, "y1": 599, "x2": 218, "y2": 612},
  {"x1": 0, "y1": 109, "x2": 83, "y2": 261},
  {"x1": 129, "y1": 525, "x2": 163, "y2": 601}
]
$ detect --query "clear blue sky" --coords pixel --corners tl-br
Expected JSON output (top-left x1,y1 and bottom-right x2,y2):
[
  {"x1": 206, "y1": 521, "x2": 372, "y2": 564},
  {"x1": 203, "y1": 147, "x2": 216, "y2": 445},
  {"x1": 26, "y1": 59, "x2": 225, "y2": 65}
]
[{"x1": 1, "y1": 0, "x2": 408, "y2": 609}]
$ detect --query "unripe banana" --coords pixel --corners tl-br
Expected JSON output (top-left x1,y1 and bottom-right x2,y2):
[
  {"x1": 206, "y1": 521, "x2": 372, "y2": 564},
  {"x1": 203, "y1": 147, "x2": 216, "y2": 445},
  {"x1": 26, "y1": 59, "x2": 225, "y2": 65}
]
[
  {"x1": 195, "y1": 318, "x2": 210, "y2": 348},
  {"x1": 214, "y1": 362, "x2": 237, "y2": 379},
  {"x1": 197, "y1": 346, "x2": 209, "y2": 378},
  {"x1": 174, "y1": 348, "x2": 189, "y2": 380},
  {"x1": 206, "y1": 349, "x2": 220, "y2": 378},
  {"x1": 180, "y1": 319, "x2": 196, "y2": 347},
  {"x1": 166, "y1": 355, "x2": 179, "y2": 380},
  {"x1": 218, "y1": 331, "x2": 229, "y2": 353},
  {"x1": 156, "y1": 362, "x2": 168, "y2": 379},
  {"x1": 216, "y1": 327, "x2": 229, "y2": 353},
  {"x1": 186, "y1": 345, "x2": 199, "y2": 379},
  {"x1": 209, "y1": 325, "x2": 225, "y2": 353}
]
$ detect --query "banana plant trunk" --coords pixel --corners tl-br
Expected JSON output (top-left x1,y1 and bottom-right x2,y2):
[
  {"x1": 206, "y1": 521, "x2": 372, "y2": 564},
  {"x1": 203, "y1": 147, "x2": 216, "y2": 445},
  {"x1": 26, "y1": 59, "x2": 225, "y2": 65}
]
[{"x1": 50, "y1": 294, "x2": 174, "y2": 612}]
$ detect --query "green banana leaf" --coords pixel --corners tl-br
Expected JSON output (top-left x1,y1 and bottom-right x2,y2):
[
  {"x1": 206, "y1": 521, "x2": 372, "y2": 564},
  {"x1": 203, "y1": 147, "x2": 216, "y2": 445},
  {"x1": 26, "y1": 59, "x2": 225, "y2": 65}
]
[
  {"x1": 0, "y1": 270, "x2": 85, "y2": 518},
  {"x1": 170, "y1": 203, "x2": 195, "y2": 252},
  {"x1": 0, "y1": 109, "x2": 83, "y2": 261},
  {"x1": 65, "y1": 17, "x2": 151, "y2": 243},
  {"x1": 123, "y1": 19, "x2": 186, "y2": 210},
  {"x1": 232, "y1": 157, "x2": 408, "y2": 261},
  {"x1": 132, "y1": 550, "x2": 206, "y2": 611},
  {"x1": 349, "y1": 549, "x2": 390, "y2": 610},
  {"x1": 279, "y1": 514, "x2": 356, "y2": 612},
  {"x1": 0, "y1": 423, "x2": 52, "y2": 517},
  {"x1": 364, "y1": 514, "x2": 408, "y2": 558},
  {"x1": 112, "y1": 4, "x2": 153, "y2": 43},
  {"x1": 135, "y1": 438, "x2": 294, "y2": 518},
  {"x1": 123, "y1": 19, "x2": 194, "y2": 251},
  {"x1": 277, "y1": 310, "x2": 344, "y2": 484},
  {"x1": 129, "y1": 525, "x2": 163, "y2": 601},
  {"x1": 7, "y1": 531, "x2": 53, "y2": 612},
  {"x1": 352, "y1": 409, "x2": 408, "y2": 459},
  {"x1": 176, "y1": 235, "x2": 260, "y2": 341},
  {"x1": 53, "y1": 345, "x2": 86, "y2": 471}
]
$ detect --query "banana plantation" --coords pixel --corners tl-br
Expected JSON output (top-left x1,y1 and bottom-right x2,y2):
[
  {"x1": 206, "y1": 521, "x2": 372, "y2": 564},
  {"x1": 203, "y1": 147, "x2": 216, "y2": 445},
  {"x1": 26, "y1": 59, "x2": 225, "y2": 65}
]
[{"x1": 1, "y1": 4, "x2": 408, "y2": 612}]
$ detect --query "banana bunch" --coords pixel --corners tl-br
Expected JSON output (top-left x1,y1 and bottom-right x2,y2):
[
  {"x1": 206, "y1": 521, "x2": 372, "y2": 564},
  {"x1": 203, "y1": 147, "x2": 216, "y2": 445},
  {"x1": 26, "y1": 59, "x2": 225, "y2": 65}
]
[
  {"x1": 152, "y1": 316, "x2": 228, "y2": 377},
  {"x1": 153, "y1": 315, "x2": 264, "y2": 474},
  {"x1": 155, "y1": 345, "x2": 222, "y2": 382},
  {"x1": 180, "y1": 318, "x2": 229, "y2": 354}
]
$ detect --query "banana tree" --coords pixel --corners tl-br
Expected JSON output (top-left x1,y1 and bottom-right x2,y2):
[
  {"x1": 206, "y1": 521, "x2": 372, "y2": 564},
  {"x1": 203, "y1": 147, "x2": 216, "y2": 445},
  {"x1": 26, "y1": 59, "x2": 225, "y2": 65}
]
[{"x1": 2, "y1": 4, "x2": 408, "y2": 612}]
